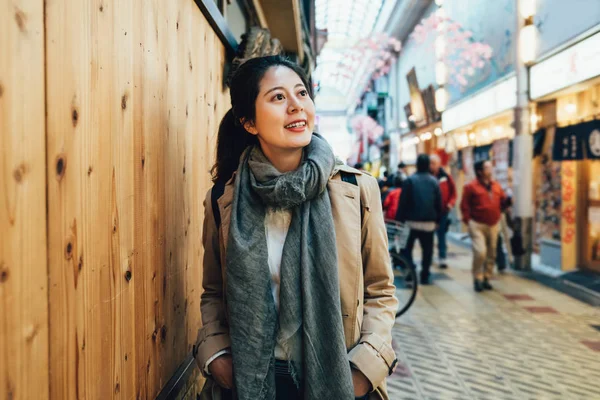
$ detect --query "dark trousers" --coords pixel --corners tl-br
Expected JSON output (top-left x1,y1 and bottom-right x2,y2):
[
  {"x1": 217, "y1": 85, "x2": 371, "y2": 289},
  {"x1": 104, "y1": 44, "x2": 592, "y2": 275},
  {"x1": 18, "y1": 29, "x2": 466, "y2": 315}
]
[
  {"x1": 496, "y1": 234, "x2": 506, "y2": 271},
  {"x1": 436, "y1": 213, "x2": 450, "y2": 260},
  {"x1": 402, "y1": 229, "x2": 435, "y2": 280},
  {"x1": 222, "y1": 376, "x2": 368, "y2": 399},
  {"x1": 221, "y1": 376, "x2": 302, "y2": 400},
  {"x1": 222, "y1": 360, "x2": 369, "y2": 399}
]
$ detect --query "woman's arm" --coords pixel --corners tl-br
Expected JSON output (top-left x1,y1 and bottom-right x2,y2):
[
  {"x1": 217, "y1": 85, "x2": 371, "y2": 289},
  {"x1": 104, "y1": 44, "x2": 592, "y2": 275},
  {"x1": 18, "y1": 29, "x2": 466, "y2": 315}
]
[
  {"x1": 193, "y1": 189, "x2": 232, "y2": 376},
  {"x1": 348, "y1": 175, "x2": 399, "y2": 391}
]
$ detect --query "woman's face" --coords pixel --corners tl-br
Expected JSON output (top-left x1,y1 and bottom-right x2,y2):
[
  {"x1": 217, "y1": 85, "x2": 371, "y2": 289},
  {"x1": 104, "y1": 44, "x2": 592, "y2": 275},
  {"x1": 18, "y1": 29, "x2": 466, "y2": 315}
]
[{"x1": 244, "y1": 66, "x2": 315, "y2": 159}]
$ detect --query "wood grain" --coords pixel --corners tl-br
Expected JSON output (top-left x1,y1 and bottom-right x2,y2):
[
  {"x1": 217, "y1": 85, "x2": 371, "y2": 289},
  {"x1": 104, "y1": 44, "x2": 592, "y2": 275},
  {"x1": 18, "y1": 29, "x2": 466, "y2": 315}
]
[
  {"x1": 0, "y1": 0, "x2": 49, "y2": 399},
  {"x1": 44, "y1": 0, "x2": 229, "y2": 398}
]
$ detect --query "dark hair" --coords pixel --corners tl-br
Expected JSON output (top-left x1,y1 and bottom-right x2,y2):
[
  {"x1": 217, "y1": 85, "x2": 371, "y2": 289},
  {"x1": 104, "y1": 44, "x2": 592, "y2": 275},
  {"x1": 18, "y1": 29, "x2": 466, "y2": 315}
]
[
  {"x1": 474, "y1": 160, "x2": 487, "y2": 176},
  {"x1": 354, "y1": 162, "x2": 364, "y2": 170},
  {"x1": 416, "y1": 154, "x2": 430, "y2": 173},
  {"x1": 393, "y1": 176, "x2": 403, "y2": 187},
  {"x1": 398, "y1": 162, "x2": 406, "y2": 169},
  {"x1": 211, "y1": 55, "x2": 312, "y2": 183},
  {"x1": 378, "y1": 179, "x2": 390, "y2": 190}
]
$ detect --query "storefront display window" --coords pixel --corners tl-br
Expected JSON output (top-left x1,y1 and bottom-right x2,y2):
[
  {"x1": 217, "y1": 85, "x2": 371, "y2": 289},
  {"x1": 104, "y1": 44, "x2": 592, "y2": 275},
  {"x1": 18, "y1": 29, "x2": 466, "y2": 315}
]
[{"x1": 534, "y1": 152, "x2": 562, "y2": 250}]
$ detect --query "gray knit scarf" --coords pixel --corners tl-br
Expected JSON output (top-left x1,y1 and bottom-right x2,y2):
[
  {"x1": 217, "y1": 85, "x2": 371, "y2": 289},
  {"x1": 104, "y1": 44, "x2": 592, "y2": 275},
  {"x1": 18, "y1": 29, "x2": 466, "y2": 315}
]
[{"x1": 225, "y1": 134, "x2": 354, "y2": 399}]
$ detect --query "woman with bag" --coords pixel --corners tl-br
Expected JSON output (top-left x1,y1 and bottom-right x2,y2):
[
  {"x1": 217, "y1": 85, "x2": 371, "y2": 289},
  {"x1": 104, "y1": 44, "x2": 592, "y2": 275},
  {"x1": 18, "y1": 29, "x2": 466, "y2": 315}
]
[{"x1": 193, "y1": 55, "x2": 398, "y2": 400}]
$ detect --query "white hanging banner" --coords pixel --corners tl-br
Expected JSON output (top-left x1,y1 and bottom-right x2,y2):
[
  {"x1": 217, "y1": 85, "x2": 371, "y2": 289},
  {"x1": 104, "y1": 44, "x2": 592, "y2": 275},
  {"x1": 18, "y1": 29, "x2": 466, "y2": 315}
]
[{"x1": 530, "y1": 30, "x2": 600, "y2": 100}]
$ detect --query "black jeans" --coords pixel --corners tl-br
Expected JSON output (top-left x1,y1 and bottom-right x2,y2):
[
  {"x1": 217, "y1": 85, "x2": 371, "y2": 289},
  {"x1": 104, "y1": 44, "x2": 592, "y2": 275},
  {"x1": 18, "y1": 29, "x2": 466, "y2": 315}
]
[
  {"x1": 402, "y1": 228, "x2": 435, "y2": 280},
  {"x1": 222, "y1": 377, "x2": 369, "y2": 399}
]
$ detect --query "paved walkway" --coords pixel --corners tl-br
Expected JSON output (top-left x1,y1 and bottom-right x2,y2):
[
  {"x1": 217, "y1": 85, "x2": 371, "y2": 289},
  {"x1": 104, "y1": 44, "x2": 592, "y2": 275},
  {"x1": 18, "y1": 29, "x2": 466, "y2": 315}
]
[{"x1": 387, "y1": 245, "x2": 600, "y2": 400}]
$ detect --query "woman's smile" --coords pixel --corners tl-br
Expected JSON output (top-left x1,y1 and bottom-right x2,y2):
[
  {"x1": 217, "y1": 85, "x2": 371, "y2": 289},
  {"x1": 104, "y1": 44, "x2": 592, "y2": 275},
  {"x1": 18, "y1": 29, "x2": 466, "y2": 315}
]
[{"x1": 284, "y1": 119, "x2": 307, "y2": 133}]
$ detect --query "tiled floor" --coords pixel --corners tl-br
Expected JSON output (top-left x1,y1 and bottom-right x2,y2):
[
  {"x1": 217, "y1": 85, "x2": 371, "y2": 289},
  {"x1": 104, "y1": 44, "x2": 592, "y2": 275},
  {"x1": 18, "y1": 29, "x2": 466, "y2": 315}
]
[{"x1": 388, "y1": 245, "x2": 600, "y2": 400}]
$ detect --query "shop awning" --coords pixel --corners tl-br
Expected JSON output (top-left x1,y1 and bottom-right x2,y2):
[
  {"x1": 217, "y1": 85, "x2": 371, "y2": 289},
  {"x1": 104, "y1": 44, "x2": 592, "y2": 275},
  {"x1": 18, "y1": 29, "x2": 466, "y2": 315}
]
[{"x1": 552, "y1": 120, "x2": 600, "y2": 161}]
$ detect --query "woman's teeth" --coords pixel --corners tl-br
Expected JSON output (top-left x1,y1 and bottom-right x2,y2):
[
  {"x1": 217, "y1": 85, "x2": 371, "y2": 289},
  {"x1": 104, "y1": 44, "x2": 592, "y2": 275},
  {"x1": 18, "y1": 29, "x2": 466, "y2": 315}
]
[{"x1": 285, "y1": 121, "x2": 306, "y2": 128}]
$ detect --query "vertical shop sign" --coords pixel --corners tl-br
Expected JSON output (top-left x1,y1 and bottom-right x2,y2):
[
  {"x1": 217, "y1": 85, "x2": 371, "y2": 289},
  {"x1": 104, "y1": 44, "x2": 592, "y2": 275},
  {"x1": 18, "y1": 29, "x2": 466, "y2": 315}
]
[
  {"x1": 493, "y1": 139, "x2": 511, "y2": 191},
  {"x1": 561, "y1": 162, "x2": 577, "y2": 253},
  {"x1": 406, "y1": 68, "x2": 427, "y2": 128},
  {"x1": 534, "y1": 127, "x2": 562, "y2": 253}
]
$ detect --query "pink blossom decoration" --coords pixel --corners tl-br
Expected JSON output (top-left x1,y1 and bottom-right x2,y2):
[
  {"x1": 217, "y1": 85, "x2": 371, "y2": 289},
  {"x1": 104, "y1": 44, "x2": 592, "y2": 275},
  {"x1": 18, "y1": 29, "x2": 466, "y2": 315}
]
[{"x1": 409, "y1": 13, "x2": 493, "y2": 87}]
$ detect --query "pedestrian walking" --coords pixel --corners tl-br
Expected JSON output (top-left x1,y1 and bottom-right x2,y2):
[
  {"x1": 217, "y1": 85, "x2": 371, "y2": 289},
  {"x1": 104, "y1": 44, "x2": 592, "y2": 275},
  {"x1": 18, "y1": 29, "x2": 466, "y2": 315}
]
[
  {"x1": 460, "y1": 160, "x2": 510, "y2": 292},
  {"x1": 396, "y1": 154, "x2": 443, "y2": 285},
  {"x1": 383, "y1": 176, "x2": 403, "y2": 220},
  {"x1": 193, "y1": 55, "x2": 398, "y2": 400},
  {"x1": 392, "y1": 162, "x2": 408, "y2": 185},
  {"x1": 429, "y1": 154, "x2": 457, "y2": 269},
  {"x1": 379, "y1": 179, "x2": 392, "y2": 203}
]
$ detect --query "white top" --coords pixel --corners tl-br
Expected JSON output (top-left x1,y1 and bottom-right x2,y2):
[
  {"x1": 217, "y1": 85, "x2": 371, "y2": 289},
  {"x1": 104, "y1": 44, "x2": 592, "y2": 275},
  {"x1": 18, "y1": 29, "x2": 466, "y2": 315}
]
[
  {"x1": 265, "y1": 207, "x2": 293, "y2": 360},
  {"x1": 265, "y1": 207, "x2": 293, "y2": 309},
  {"x1": 204, "y1": 207, "x2": 292, "y2": 374}
]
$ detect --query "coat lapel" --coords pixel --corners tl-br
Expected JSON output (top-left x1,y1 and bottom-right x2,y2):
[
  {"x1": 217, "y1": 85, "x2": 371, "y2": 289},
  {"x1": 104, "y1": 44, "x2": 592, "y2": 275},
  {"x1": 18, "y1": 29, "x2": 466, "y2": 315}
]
[{"x1": 327, "y1": 175, "x2": 362, "y2": 348}]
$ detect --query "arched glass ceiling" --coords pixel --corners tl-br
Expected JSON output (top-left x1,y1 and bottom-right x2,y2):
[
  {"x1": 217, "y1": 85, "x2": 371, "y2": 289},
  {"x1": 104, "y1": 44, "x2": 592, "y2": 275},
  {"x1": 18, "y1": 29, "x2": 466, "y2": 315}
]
[{"x1": 314, "y1": 0, "x2": 385, "y2": 107}]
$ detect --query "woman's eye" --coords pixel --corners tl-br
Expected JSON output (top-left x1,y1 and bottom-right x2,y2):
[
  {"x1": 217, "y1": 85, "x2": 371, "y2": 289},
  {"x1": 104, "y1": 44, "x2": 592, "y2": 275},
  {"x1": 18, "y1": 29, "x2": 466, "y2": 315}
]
[
  {"x1": 273, "y1": 93, "x2": 285, "y2": 101},
  {"x1": 299, "y1": 90, "x2": 308, "y2": 97}
]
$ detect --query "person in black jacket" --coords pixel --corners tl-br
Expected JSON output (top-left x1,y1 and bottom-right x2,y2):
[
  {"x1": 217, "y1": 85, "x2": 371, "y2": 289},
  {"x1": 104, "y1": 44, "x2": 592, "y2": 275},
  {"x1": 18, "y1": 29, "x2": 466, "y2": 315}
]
[{"x1": 396, "y1": 154, "x2": 443, "y2": 284}]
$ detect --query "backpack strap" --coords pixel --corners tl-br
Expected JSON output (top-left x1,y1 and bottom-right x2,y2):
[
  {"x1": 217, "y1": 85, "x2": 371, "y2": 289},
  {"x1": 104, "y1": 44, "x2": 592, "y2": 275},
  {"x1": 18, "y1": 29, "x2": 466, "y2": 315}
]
[
  {"x1": 339, "y1": 171, "x2": 363, "y2": 221},
  {"x1": 340, "y1": 171, "x2": 358, "y2": 186},
  {"x1": 211, "y1": 180, "x2": 226, "y2": 228}
]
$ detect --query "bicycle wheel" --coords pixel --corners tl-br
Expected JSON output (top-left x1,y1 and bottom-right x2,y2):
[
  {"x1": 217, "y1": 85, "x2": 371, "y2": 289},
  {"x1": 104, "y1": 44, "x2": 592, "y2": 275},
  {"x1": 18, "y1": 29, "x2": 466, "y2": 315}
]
[{"x1": 390, "y1": 252, "x2": 418, "y2": 317}]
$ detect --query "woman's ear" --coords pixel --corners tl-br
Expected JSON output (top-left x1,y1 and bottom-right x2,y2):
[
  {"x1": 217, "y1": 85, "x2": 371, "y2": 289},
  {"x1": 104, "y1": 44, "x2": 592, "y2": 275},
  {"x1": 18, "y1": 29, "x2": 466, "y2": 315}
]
[{"x1": 242, "y1": 119, "x2": 258, "y2": 135}]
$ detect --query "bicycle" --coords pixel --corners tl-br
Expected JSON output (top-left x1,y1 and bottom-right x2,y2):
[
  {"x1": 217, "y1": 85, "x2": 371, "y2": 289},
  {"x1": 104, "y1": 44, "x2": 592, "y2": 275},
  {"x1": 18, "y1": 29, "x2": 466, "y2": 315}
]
[{"x1": 385, "y1": 220, "x2": 418, "y2": 318}]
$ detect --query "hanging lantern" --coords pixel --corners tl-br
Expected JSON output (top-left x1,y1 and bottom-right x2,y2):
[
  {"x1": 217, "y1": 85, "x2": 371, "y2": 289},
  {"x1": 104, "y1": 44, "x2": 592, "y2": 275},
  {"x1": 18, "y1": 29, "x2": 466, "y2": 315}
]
[
  {"x1": 436, "y1": 61, "x2": 448, "y2": 85},
  {"x1": 435, "y1": 87, "x2": 449, "y2": 112},
  {"x1": 520, "y1": 24, "x2": 537, "y2": 64}
]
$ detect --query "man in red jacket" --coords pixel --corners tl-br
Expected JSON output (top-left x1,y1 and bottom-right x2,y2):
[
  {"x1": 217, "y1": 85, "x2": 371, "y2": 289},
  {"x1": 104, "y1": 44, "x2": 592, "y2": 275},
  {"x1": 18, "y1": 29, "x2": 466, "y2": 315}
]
[
  {"x1": 460, "y1": 160, "x2": 509, "y2": 292},
  {"x1": 383, "y1": 176, "x2": 403, "y2": 220},
  {"x1": 430, "y1": 154, "x2": 457, "y2": 269}
]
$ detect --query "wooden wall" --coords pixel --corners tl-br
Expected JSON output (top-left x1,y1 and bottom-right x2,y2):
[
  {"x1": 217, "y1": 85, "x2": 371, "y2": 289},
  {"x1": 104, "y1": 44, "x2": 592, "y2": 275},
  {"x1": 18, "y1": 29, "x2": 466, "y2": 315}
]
[
  {"x1": 1, "y1": 0, "x2": 229, "y2": 398},
  {"x1": 0, "y1": 0, "x2": 49, "y2": 399}
]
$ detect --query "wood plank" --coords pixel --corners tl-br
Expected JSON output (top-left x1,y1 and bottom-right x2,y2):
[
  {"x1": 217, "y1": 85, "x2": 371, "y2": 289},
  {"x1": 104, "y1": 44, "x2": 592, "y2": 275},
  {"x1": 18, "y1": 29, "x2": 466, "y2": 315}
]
[
  {"x1": 45, "y1": 0, "x2": 230, "y2": 398},
  {"x1": 0, "y1": 1, "x2": 49, "y2": 399}
]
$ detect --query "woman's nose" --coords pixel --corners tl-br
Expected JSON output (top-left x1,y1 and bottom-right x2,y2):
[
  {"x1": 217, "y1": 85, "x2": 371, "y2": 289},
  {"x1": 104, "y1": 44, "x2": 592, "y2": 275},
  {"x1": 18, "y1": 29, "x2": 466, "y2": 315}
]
[{"x1": 288, "y1": 98, "x2": 304, "y2": 113}]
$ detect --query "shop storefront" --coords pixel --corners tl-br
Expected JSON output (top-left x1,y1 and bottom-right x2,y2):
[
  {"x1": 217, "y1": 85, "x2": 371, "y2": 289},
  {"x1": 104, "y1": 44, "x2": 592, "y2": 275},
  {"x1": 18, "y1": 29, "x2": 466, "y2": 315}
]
[
  {"x1": 441, "y1": 76, "x2": 519, "y2": 228},
  {"x1": 530, "y1": 27, "x2": 600, "y2": 273}
]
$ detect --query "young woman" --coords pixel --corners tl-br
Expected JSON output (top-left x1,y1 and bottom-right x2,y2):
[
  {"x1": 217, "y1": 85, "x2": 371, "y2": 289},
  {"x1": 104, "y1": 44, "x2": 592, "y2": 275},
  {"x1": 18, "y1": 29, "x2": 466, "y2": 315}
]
[{"x1": 194, "y1": 55, "x2": 398, "y2": 400}]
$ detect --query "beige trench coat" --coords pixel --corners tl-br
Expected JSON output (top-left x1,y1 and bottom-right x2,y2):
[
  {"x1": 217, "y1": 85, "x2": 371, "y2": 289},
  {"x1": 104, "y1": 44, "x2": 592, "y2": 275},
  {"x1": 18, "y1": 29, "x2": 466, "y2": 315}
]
[{"x1": 194, "y1": 164, "x2": 398, "y2": 399}]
